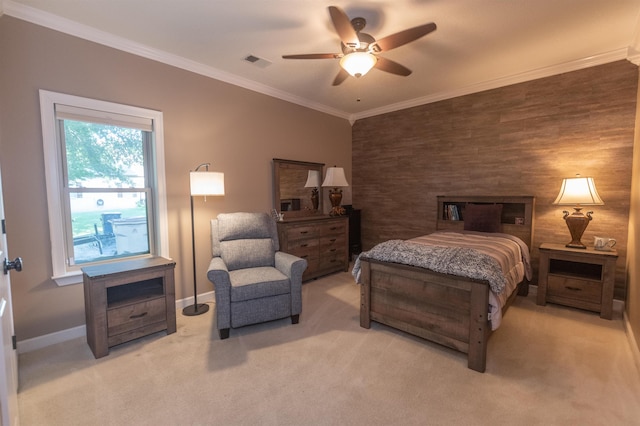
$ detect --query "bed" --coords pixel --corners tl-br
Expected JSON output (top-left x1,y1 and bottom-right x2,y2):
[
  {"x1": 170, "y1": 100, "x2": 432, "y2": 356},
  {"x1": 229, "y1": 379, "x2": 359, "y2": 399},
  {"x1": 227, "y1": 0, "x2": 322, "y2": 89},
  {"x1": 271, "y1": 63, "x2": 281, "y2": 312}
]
[{"x1": 355, "y1": 196, "x2": 535, "y2": 372}]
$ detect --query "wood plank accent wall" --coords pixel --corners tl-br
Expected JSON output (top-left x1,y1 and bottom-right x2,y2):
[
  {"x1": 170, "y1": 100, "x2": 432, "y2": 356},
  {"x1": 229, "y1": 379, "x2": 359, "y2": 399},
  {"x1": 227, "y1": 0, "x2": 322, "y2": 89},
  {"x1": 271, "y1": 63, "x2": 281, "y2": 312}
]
[{"x1": 352, "y1": 60, "x2": 638, "y2": 299}]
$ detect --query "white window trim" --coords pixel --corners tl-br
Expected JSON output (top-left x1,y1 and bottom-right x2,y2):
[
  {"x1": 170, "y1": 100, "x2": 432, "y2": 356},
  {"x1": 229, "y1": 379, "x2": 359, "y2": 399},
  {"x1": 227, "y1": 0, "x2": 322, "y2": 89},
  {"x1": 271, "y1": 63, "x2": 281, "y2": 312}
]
[{"x1": 39, "y1": 90, "x2": 170, "y2": 286}]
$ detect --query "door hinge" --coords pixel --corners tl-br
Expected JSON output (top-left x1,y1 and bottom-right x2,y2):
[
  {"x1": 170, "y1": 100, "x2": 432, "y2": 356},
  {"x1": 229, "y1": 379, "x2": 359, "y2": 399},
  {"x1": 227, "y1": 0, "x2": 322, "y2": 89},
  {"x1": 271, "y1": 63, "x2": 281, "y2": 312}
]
[
  {"x1": 12, "y1": 335, "x2": 16, "y2": 350},
  {"x1": 1, "y1": 219, "x2": 5, "y2": 234}
]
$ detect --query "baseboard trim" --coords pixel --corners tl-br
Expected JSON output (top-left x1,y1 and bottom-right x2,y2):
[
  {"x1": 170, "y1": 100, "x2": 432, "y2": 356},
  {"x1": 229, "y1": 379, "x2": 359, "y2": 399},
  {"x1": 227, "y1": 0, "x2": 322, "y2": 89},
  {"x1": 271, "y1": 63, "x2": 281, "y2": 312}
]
[
  {"x1": 623, "y1": 310, "x2": 640, "y2": 375},
  {"x1": 16, "y1": 291, "x2": 216, "y2": 354},
  {"x1": 17, "y1": 325, "x2": 86, "y2": 354}
]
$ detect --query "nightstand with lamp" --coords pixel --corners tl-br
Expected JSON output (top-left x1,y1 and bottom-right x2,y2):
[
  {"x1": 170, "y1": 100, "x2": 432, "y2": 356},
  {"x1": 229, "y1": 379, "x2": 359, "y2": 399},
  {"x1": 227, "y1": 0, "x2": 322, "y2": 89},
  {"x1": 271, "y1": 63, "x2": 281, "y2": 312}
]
[{"x1": 536, "y1": 175, "x2": 617, "y2": 319}]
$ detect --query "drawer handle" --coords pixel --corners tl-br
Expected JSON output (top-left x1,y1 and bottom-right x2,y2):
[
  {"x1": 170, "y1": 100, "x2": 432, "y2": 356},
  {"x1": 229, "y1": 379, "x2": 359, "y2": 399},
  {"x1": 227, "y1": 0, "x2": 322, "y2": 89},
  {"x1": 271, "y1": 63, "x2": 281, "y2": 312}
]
[
  {"x1": 300, "y1": 231, "x2": 308, "y2": 235},
  {"x1": 300, "y1": 243, "x2": 308, "y2": 247},
  {"x1": 329, "y1": 238, "x2": 336, "y2": 242},
  {"x1": 130, "y1": 312, "x2": 148, "y2": 319},
  {"x1": 329, "y1": 248, "x2": 336, "y2": 253},
  {"x1": 329, "y1": 227, "x2": 338, "y2": 231},
  {"x1": 565, "y1": 286, "x2": 582, "y2": 292},
  {"x1": 301, "y1": 255, "x2": 308, "y2": 259}
]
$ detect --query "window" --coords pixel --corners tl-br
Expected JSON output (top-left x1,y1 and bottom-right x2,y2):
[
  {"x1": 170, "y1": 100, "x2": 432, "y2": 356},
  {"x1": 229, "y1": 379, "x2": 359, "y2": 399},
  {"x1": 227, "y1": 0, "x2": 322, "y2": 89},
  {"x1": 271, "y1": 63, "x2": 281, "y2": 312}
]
[{"x1": 39, "y1": 90, "x2": 169, "y2": 286}]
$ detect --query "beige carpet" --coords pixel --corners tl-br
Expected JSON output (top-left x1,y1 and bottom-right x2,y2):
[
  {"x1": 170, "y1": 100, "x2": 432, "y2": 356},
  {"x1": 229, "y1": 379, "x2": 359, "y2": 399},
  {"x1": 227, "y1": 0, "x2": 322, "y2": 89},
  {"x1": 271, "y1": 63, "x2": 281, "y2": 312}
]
[{"x1": 17, "y1": 270, "x2": 640, "y2": 425}]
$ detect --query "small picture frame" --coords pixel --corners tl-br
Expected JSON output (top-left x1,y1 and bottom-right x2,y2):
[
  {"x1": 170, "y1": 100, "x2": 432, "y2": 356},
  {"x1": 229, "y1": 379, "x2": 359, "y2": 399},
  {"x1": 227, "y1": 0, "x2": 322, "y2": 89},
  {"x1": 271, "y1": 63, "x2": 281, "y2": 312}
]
[{"x1": 515, "y1": 217, "x2": 525, "y2": 225}]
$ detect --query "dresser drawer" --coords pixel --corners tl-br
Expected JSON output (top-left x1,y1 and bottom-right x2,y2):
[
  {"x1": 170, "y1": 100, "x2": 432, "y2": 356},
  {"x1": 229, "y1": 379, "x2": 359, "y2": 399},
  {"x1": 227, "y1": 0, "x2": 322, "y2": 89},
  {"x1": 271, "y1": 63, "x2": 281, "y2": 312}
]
[
  {"x1": 319, "y1": 221, "x2": 347, "y2": 236},
  {"x1": 320, "y1": 235, "x2": 347, "y2": 256},
  {"x1": 303, "y1": 258, "x2": 320, "y2": 281},
  {"x1": 285, "y1": 224, "x2": 319, "y2": 241},
  {"x1": 107, "y1": 297, "x2": 167, "y2": 337},
  {"x1": 319, "y1": 254, "x2": 347, "y2": 271},
  {"x1": 547, "y1": 275, "x2": 602, "y2": 304}
]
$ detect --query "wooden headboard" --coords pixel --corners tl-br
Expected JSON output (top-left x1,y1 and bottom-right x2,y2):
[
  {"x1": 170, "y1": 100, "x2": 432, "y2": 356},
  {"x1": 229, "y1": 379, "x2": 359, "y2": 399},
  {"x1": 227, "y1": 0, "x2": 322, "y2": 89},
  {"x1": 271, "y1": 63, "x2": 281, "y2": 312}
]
[{"x1": 436, "y1": 196, "x2": 535, "y2": 250}]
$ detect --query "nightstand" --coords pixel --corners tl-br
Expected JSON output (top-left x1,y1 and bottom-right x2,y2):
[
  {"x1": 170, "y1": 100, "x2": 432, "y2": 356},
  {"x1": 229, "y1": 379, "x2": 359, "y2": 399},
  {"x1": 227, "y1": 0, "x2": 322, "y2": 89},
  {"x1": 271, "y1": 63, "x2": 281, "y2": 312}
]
[
  {"x1": 82, "y1": 257, "x2": 177, "y2": 358},
  {"x1": 536, "y1": 243, "x2": 618, "y2": 319}
]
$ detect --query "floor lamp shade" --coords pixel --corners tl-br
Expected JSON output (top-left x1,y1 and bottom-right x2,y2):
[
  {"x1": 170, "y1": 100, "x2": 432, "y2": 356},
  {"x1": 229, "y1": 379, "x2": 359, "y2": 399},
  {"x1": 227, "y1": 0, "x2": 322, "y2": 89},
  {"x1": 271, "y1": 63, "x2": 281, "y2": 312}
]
[
  {"x1": 322, "y1": 167, "x2": 349, "y2": 216},
  {"x1": 553, "y1": 175, "x2": 604, "y2": 249},
  {"x1": 184, "y1": 164, "x2": 225, "y2": 316},
  {"x1": 190, "y1": 171, "x2": 225, "y2": 196}
]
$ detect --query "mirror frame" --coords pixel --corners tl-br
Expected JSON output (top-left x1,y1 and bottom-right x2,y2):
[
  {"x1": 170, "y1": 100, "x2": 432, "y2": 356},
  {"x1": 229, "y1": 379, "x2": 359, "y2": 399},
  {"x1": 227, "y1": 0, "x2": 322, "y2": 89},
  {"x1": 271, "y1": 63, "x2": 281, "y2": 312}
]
[{"x1": 273, "y1": 158, "x2": 325, "y2": 218}]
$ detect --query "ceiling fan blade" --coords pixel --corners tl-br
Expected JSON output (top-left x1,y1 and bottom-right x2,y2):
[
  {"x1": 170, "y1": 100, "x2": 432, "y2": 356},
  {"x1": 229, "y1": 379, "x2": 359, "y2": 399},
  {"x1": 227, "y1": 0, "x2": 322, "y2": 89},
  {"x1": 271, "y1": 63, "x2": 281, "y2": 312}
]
[
  {"x1": 282, "y1": 53, "x2": 340, "y2": 60},
  {"x1": 332, "y1": 68, "x2": 350, "y2": 86},
  {"x1": 375, "y1": 57, "x2": 412, "y2": 76},
  {"x1": 328, "y1": 6, "x2": 360, "y2": 48},
  {"x1": 370, "y1": 22, "x2": 437, "y2": 52}
]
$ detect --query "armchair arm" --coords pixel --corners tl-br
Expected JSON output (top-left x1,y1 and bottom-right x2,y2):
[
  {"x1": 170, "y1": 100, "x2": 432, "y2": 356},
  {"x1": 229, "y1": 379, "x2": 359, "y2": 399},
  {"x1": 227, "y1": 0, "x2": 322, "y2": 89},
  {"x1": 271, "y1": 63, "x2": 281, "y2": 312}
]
[
  {"x1": 207, "y1": 257, "x2": 231, "y2": 330},
  {"x1": 275, "y1": 251, "x2": 307, "y2": 316}
]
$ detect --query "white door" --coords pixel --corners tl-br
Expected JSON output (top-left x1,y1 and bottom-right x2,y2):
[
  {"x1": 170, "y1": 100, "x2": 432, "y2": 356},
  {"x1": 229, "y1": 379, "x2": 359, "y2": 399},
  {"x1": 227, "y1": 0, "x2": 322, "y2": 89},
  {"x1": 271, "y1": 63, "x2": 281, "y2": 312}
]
[{"x1": 0, "y1": 163, "x2": 19, "y2": 426}]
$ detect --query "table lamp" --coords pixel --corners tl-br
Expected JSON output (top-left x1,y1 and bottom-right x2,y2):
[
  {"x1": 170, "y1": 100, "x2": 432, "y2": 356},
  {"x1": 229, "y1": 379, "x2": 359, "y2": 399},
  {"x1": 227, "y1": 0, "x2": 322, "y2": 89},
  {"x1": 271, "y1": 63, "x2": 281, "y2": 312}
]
[{"x1": 552, "y1": 174, "x2": 603, "y2": 249}]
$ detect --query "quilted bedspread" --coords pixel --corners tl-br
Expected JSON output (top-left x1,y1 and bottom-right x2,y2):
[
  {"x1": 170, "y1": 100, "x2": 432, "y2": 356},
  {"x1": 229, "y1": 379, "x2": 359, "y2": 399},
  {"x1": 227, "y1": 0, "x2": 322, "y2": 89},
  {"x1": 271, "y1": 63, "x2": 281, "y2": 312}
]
[
  {"x1": 352, "y1": 238, "x2": 509, "y2": 294},
  {"x1": 352, "y1": 231, "x2": 530, "y2": 329}
]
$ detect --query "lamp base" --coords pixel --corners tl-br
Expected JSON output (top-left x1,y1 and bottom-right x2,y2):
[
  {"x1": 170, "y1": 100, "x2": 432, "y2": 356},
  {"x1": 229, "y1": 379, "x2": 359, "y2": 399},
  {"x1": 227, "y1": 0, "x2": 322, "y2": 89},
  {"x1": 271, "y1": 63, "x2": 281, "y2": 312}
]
[
  {"x1": 565, "y1": 242, "x2": 587, "y2": 249},
  {"x1": 329, "y1": 188, "x2": 345, "y2": 216},
  {"x1": 562, "y1": 207, "x2": 593, "y2": 250},
  {"x1": 182, "y1": 303, "x2": 209, "y2": 316},
  {"x1": 310, "y1": 189, "x2": 319, "y2": 211}
]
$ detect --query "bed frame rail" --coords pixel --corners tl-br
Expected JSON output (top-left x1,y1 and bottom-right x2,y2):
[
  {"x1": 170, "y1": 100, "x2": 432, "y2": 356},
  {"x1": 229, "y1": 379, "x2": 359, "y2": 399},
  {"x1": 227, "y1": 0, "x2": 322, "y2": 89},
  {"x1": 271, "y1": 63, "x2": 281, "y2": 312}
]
[{"x1": 360, "y1": 259, "x2": 491, "y2": 372}]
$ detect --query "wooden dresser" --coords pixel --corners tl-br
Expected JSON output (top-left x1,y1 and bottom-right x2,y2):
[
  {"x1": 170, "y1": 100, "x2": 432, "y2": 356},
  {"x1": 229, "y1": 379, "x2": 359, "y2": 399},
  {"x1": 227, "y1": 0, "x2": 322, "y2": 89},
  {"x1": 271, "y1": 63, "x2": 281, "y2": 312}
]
[{"x1": 277, "y1": 215, "x2": 349, "y2": 281}]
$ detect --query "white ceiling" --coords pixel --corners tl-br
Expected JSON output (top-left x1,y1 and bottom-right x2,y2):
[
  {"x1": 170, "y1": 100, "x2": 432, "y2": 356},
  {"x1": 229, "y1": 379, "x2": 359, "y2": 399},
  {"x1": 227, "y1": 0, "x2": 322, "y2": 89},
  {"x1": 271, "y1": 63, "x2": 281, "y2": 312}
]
[{"x1": 3, "y1": 0, "x2": 640, "y2": 121}]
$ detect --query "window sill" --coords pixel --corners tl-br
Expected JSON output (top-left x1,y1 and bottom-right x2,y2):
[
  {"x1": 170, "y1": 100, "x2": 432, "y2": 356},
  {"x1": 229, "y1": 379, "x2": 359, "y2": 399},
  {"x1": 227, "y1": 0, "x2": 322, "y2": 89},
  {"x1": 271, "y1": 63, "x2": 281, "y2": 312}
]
[{"x1": 52, "y1": 272, "x2": 82, "y2": 286}]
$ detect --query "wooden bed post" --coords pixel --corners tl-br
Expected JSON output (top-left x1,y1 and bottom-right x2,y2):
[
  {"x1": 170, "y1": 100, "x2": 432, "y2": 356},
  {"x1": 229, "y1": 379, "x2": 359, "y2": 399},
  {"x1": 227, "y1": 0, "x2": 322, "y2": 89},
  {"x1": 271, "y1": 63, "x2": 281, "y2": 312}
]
[
  {"x1": 468, "y1": 280, "x2": 490, "y2": 373},
  {"x1": 360, "y1": 260, "x2": 371, "y2": 328}
]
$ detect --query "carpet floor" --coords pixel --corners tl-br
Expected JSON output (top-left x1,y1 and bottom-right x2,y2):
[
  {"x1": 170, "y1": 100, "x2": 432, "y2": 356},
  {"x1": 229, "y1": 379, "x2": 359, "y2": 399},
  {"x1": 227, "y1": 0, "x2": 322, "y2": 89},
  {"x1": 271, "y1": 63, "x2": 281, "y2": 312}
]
[{"x1": 17, "y1": 270, "x2": 640, "y2": 425}]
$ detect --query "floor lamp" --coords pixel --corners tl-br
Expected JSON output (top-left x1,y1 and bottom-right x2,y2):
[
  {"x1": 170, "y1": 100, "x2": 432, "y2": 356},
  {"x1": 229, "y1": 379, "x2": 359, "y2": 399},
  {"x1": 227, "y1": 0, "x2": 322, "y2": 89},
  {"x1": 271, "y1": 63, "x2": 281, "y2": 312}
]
[{"x1": 183, "y1": 163, "x2": 225, "y2": 316}]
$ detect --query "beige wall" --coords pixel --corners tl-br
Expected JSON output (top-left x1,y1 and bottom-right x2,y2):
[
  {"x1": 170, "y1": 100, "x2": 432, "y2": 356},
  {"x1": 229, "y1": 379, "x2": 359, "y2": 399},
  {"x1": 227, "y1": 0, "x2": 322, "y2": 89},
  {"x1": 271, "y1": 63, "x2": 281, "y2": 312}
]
[
  {"x1": 0, "y1": 17, "x2": 352, "y2": 340},
  {"x1": 352, "y1": 61, "x2": 638, "y2": 301},
  {"x1": 627, "y1": 72, "x2": 640, "y2": 352}
]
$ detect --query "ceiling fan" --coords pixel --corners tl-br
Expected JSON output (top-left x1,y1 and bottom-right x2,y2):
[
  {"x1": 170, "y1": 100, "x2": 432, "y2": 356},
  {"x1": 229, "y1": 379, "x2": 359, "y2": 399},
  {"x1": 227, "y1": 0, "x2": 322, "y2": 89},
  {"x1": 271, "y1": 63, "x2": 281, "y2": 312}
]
[{"x1": 282, "y1": 6, "x2": 437, "y2": 86}]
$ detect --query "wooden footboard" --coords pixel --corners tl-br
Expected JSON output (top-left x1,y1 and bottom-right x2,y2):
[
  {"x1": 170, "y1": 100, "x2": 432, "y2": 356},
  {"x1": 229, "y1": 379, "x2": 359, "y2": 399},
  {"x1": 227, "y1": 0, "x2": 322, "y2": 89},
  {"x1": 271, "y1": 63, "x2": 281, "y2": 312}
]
[{"x1": 360, "y1": 259, "x2": 509, "y2": 373}]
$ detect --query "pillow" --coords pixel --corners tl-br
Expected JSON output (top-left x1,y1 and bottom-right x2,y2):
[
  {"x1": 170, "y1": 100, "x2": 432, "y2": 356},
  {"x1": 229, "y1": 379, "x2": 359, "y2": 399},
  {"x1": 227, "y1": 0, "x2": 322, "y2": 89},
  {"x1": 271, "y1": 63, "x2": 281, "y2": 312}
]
[{"x1": 463, "y1": 203, "x2": 503, "y2": 233}]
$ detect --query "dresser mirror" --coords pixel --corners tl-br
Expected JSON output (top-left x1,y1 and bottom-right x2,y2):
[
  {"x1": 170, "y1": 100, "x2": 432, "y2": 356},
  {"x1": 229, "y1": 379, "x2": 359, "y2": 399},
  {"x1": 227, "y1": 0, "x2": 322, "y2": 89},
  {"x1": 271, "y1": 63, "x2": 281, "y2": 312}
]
[{"x1": 273, "y1": 158, "x2": 324, "y2": 218}]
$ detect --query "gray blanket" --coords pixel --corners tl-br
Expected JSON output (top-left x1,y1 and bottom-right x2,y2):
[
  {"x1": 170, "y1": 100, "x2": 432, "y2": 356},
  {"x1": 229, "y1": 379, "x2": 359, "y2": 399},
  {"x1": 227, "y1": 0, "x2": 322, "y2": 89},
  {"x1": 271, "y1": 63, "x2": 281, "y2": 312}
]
[{"x1": 352, "y1": 239, "x2": 507, "y2": 295}]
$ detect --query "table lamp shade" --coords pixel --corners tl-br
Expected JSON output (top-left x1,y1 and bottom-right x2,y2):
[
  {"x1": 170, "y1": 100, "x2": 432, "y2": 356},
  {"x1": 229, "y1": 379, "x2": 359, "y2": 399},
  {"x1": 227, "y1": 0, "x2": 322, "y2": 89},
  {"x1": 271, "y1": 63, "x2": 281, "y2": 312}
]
[
  {"x1": 553, "y1": 176, "x2": 603, "y2": 206},
  {"x1": 322, "y1": 167, "x2": 349, "y2": 188},
  {"x1": 304, "y1": 170, "x2": 321, "y2": 188},
  {"x1": 190, "y1": 171, "x2": 225, "y2": 196}
]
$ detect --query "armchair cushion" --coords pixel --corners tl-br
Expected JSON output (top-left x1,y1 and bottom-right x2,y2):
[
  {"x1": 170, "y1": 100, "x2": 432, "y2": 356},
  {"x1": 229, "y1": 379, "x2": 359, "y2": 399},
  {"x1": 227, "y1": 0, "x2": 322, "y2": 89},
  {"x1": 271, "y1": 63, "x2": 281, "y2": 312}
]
[
  {"x1": 229, "y1": 267, "x2": 290, "y2": 302},
  {"x1": 220, "y1": 238, "x2": 274, "y2": 270}
]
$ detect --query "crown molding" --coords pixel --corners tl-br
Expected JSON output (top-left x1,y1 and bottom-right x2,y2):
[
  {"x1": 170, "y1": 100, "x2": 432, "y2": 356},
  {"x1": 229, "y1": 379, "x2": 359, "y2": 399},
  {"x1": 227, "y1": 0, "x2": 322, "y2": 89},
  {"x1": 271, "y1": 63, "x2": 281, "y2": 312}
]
[
  {"x1": 2, "y1": 0, "x2": 351, "y2": 120},
  {"x1": 3, "y1": 1, "x2": 636, "y2": 124},
  {"x1": 351, "y1": 48, "x2": 630, "y2": 121}
]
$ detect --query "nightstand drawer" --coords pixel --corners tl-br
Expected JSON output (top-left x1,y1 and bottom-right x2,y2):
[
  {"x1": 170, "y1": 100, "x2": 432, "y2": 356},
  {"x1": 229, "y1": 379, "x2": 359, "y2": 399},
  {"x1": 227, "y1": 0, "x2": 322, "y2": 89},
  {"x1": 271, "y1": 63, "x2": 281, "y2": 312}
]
[
  {"x1": 547, "y1": 275, "x2": 601, "y2": 304},
  {"x1": 107, "y1": 297, "x2": 167, "y2": 336}
]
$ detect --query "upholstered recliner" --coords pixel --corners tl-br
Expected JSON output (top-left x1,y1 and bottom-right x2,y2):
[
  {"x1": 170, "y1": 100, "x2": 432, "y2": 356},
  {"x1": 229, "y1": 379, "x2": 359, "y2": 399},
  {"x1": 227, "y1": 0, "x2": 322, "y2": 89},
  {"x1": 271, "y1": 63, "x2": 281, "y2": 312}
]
[{"x1": 207, "y1": 212, "x2": 307, "y2": 339}]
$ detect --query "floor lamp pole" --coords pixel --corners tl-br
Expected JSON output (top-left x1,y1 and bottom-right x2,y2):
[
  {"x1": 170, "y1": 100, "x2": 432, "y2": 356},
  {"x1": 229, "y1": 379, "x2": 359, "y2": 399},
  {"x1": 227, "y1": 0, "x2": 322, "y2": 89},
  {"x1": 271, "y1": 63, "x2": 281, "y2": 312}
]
[{"x1": 182, "y1": 194, "x2": 209, "y2": 316}]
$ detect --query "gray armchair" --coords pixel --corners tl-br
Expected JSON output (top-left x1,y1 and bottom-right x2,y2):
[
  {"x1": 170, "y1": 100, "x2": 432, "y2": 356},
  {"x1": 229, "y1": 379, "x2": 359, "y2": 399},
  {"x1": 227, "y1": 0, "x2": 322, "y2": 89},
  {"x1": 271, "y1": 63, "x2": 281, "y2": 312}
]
[{"x1": 207, "y1": 212, "x2": 307, "y2": 339}]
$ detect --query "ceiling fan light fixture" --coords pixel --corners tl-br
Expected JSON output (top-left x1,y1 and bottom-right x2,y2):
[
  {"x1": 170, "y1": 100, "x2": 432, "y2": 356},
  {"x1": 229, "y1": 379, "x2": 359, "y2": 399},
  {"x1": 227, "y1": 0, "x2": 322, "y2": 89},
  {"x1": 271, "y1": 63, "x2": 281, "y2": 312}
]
[{"x1": 340, "y1": 52, "x2": 377, "y2": 77}]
